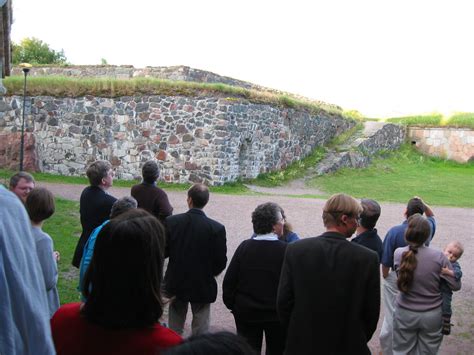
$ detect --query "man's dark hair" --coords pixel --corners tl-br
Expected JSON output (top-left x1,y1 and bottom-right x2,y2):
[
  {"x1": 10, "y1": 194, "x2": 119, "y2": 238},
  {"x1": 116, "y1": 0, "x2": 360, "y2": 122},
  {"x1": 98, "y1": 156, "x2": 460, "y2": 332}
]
[
  {"x1": 86, "y1": 160, "x2": 112, "y2": 187},
  {"x1": 162, "y1": 331, "x2": 257, "y2": 355},
  {"x1": 110, "y1": 196, "x2": 138, "y2": 219},
  {"x1": 82, "y1": 209, "x2": 166, "y2": 328},
  {"x1": 251, "y1": 202, "x2": 282, "y2": 235},
  {"x1": 406, "y1": 198, "x2": 425, "y2": 217},
  {"x1": 9, "y1": 171, "x2": 35, "y2": 189},
  {"x1": 142, "y1": 160, "x2": 159, "y2": 184},
  {"x1": 188, "y1": 183, "x2": 209, "y2": 209},
  {"x1": 359, "y1": 199, "x2": 381, "y2": 230},
  {"x1": 26, "y1": 188, "x2": 55, "y2": 223}
]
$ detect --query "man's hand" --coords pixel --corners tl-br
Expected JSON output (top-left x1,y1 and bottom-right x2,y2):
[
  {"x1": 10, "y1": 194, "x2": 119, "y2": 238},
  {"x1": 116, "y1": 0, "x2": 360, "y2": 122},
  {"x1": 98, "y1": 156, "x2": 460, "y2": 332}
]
[{"x1": 53, "y1": 251, "x2": 60, "y2": 262}]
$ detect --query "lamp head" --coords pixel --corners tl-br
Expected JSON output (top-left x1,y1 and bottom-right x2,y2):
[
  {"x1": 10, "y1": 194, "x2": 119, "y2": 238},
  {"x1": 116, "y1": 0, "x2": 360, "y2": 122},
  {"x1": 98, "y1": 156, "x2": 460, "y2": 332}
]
[{"x1": 19, "y1": 63, "x2": 32, "y2": 74}]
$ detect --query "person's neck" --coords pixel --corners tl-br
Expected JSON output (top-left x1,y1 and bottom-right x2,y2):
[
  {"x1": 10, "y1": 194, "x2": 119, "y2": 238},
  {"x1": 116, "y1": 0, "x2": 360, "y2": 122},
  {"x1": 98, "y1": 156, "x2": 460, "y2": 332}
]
[
  {"x1": 356, "y1": 226, "x2": 369, "y2": 235},
  {"x1": 326, "y1": 227, "x2": 348, "y2": 238},
  {"x1": 32, "y1": 221, "x2": 43, "y2": 228}
]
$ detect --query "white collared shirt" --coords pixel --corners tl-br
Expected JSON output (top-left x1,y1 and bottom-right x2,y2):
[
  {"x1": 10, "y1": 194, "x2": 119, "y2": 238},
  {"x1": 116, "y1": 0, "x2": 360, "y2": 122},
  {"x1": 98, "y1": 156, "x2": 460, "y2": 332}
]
[{"x1": 253, "y1": 233, "x2": 279, "y2": 241}]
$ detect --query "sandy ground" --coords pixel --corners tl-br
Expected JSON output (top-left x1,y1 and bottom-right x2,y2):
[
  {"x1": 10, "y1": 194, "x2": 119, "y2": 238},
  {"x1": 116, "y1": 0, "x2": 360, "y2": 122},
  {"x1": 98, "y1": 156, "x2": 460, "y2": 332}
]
[{"x1": 38, "y1": 182, "x2": 474, "y2": 354}]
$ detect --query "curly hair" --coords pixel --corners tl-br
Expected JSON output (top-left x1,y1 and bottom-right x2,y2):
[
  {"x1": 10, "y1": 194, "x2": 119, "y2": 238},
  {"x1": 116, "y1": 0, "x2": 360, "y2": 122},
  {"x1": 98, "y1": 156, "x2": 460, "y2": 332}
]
[{"x1": 252, "y1": 202, "x2": 282, "y2": 235}]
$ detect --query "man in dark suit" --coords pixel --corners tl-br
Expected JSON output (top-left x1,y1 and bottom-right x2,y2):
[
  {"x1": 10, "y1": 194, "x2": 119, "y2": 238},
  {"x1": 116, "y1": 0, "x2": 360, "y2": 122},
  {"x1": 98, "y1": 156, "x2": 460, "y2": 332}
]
[
  {"x1": 351, "y1": 198, "x2": 383, "y2": 260},
  {"x1": 72, "y1": 160, "x2": 117, "y2": 267},
  {"x1": 277, "y1": 193, "x2": 380, "y2": 355},
  {"x1": 164, "y1": 183, "x2": 227, "y2": 336}
]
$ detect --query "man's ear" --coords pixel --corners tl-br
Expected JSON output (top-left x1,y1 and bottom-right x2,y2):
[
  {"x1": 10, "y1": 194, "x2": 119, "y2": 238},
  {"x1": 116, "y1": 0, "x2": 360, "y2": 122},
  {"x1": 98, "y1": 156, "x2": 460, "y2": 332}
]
[{"x1": 340, "y1": 214, "x2": 349, "y2": 225}]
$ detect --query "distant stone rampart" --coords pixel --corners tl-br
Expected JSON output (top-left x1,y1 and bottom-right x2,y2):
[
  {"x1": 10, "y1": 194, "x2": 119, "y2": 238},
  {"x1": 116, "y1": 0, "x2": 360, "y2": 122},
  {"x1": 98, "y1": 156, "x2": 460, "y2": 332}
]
[
  {"x1": 408, "y1": 127, "x2": 474, "y2": 163},
  {"x1": 10, "y1": 65, "x2": 342, "y2": 112}
]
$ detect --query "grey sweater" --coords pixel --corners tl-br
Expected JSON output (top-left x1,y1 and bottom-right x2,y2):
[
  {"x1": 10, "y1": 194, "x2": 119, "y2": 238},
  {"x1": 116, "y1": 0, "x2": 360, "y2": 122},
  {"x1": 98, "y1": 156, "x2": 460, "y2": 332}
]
[{"x1": 394, "y1": 245, "x2": 461, "y2": 311}]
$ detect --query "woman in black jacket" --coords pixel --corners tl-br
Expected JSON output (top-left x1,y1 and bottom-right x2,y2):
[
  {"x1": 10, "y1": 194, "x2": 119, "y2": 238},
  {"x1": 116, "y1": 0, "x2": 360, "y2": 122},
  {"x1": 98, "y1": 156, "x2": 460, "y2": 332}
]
[{"x1": 223, "y1": 202, "x2": 287, "y2": 355}]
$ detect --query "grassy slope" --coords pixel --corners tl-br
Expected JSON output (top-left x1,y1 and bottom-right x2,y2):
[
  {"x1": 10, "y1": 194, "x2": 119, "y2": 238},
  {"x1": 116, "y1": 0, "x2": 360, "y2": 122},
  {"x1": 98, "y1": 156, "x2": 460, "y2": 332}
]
[
  {"x1": 308, "y1": 145, "x2": 474, "y2": 208},
  {"x1": 43, "y1": 198, "x2": 82, "y2": 304}
]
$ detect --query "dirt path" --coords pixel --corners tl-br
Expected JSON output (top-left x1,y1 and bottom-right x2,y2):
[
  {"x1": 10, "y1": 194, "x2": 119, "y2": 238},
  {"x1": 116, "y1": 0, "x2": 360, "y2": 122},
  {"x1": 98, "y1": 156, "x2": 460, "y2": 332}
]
[{"x1": 38, "y1": 181, "x2": 474, "y2": 354}]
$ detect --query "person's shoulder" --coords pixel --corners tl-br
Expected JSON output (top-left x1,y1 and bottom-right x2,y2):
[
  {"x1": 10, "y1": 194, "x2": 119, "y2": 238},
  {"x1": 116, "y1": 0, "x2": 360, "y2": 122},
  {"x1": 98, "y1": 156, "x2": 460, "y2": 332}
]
[
  {"x1": 387, "y1": 222, "x2": 406, "y2": 235},
  {"x1": 348, "y1": 240, "x2": 379, "y2": 259},
  {"x1": 32, "y1": 227, "x2": 52, "y2": 244},
  {"x1": 131, "y1": 183, "x2": 141, "y2": 192},
  {"x1": 152, "y1": 324, "x2": 183, "y2": 347},
  {"x1": 394, "y1": 245, "x2": 409, "y2": 256},
  {"x1": 52, "y1": 303, "x2": 81, "y2": 321}
]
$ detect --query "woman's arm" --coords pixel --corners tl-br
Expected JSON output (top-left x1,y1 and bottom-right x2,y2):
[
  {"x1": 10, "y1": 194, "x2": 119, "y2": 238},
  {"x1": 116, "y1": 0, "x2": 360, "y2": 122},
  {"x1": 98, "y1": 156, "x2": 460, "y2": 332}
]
[{"x1": 440, "y1": 256, "x2": 461, "y2": 291}]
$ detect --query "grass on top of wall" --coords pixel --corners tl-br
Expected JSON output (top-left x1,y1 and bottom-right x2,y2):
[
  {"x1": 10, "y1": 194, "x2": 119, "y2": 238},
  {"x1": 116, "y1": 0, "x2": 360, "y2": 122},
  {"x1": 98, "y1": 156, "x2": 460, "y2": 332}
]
[
  {"x1": 3, "y1": 76, "x2": 345, "y2": 117},
  {"x1": 384, "y1": 113, "x2": 474, "y2": 129},
  {"x1": 307, "y1": 144, "x2": 474, "y2": 208}
]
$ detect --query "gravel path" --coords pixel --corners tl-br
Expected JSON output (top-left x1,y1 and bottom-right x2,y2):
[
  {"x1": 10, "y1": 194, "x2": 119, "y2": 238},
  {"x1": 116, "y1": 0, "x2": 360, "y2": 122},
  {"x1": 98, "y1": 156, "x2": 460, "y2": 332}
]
[{"x1": 38, "y1": 182, "x2": 474, "y2": 354}]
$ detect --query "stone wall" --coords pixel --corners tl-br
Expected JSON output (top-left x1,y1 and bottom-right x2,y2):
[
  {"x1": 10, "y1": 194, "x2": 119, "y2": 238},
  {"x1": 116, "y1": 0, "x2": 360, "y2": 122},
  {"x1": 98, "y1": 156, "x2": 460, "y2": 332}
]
[
  {"x1": 407, "y1": 127, "x2": 474, "y2": 163},
  {"x1": 0, "y1": 95, "x2": 353, "y2": 185}
]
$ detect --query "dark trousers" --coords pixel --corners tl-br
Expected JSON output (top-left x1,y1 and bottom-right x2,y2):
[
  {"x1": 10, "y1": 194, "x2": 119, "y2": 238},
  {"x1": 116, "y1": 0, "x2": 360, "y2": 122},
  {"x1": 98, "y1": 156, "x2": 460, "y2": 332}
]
[{"x1": 234, "y1": 316, "x2": 285, "y2": 355}]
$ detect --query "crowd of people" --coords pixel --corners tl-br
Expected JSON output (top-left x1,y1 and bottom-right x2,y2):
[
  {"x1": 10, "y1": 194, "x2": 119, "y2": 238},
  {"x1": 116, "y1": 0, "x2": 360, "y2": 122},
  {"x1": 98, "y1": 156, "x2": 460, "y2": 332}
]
[{"x1": 0, "y1": 160, "x2": 464, "y2": 355}]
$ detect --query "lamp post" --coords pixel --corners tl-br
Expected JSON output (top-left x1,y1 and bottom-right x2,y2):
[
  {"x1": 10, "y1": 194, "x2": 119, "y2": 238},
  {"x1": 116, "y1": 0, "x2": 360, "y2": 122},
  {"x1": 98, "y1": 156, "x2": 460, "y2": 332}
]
[{"x1": 19, "y1": 64, "x2": 31, "y2": 171}]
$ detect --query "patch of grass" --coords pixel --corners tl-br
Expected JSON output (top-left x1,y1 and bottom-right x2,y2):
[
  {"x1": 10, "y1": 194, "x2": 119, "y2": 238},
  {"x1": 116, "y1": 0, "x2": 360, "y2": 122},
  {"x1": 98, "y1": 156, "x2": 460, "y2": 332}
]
[
  {"x1": 251, "y1": 147, "x2": 326, "y2": 187},
  {"x1": 327, "y1": 123, "x2": 364, "y2": 150},
  {"x1": 448, "y1": 112, "x2": 474, "y2": 129},
  {"x1": 4, "y1": 75, "x2": 344, "y2": 116},
  {"x1": 385, "y1": 114, "x2": 443, "y2": 127},
  {"x1": 384, "y1": 112, "x2": 474, "y2": 129},
  {"x1": 0, "y1": 168, "x2": 250, "y2": 194},
  {"x1": 43, "y1": 198, "x2": 82, "y2": 304},
  {"x1": 308, "y1": 144, "x2": 474, "y2": 207}
]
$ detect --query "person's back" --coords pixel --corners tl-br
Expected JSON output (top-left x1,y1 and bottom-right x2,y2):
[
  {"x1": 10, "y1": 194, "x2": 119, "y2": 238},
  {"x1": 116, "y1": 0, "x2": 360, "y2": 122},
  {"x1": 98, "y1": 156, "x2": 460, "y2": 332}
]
[
  {"x1": 131, "y1": 160, "x2": 173, "y2": 223},
  {"x1": 0, "y1": 187, "x2": 55, "y2": 355},
  {"x1": 279, "y1": 235, "x2": 379, "y2": 354},
  {"x1": 277, "y1": 194, "x2": 379, "y2": 355},
  {"x1": 73, "y1": 160, "x2": 117, "y2": 267},
  {"x1": 164, "y1": 183, "x2": 227, "y2": 336},
  {"x1": 165, "y1": 207, "x2": 226, "y2": 303},
  {"x1": 394, "y1": 246, "x2": 454, "y2": 310},
  {"x1": 52, "y1": 209, "x2": 182, "y2": 354}
]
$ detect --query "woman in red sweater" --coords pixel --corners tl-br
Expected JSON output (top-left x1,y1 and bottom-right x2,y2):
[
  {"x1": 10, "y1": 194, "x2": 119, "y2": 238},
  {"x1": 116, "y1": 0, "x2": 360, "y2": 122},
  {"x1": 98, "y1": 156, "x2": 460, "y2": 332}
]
[{"x1": 51, "y1": 209, "x2": 182, "y2": 355}]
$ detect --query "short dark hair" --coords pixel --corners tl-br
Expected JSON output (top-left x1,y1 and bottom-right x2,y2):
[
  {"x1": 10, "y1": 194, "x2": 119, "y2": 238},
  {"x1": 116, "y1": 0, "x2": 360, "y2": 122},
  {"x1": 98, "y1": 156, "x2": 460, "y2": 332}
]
[
  {"x1": 406, "y1": 198, "x2": 425, "y2": 217},
  {"x1": 82, "y1": 209, "x2": 166, "y2": 328},
  {"x1": 162, "y1": 331, "x2": 257, "y2": 355},
  {"x1": 86, "y1": 160, "x2": 112, "y2": 187},
  {"x1": 142, "y1": 160, "x2": 159, "y2": 184},
  {"x1": 359, "y1": 199, "x2": 381, "y2": 230},
  {"x1": 110, "y1": 196, "x2": 137, "y2": 219},
  {"x1": 252, "y1": 202, "x2": 282, "y2": 235},
  {"x1": 188, "y1": 183, "x2": 209, "y2": 208},
  {"x1": 9, "y1": 172, "x2": 35, "y2": 189},
  {"x1": 26, "y1": 188, "x2": 55, "y2": 223}
]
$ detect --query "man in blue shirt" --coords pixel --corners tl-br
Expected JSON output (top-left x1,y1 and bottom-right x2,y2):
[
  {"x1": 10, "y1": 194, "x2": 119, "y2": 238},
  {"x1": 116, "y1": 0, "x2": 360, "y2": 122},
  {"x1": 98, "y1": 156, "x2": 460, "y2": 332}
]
[{"x1": 379, "y1": 197, "x2": 436, "y2": 355}]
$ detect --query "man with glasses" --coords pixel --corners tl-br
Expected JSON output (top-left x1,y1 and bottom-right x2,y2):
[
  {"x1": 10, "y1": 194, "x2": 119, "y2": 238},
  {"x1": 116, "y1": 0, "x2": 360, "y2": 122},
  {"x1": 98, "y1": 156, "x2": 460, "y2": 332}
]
[
  {"x1": 72, "y1": 160, "x2": 117, "y2": 268},
  {"x1": 277, "y1": 193, "x2": 380, "y2": 355}
]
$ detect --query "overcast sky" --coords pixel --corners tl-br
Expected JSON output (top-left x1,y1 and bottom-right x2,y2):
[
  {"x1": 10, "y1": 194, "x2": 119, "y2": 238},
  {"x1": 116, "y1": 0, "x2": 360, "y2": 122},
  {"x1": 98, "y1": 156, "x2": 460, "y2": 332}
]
[{"x1": 11, "y1": 0, "x2": 474, "y2": 117}]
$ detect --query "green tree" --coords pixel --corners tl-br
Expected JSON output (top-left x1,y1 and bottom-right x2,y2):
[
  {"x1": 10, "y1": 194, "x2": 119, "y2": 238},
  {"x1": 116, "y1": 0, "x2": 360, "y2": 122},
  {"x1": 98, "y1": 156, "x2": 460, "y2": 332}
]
[{"x1": 12, "y1": 37, "x2": 68, "y2": 65}]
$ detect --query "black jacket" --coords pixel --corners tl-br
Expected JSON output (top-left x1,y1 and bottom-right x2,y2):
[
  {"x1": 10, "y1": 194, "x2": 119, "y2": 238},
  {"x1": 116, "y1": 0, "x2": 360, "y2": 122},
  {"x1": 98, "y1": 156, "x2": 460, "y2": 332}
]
[
  {"x1": 277, "y1": 232, "x2": 380, "y2": 355},
  {"x1": 351, "y1": 228, "x2": 383, "y2": 261},
  {"x1": 72, "y1": 186, "x2": 116, "y2": 267},
  {"x1": 164, "y1": 209, "x2": 227, "y2": 303},
  {"x1": 223, "y1": 238, "x2": 287, "y2": 322}
]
